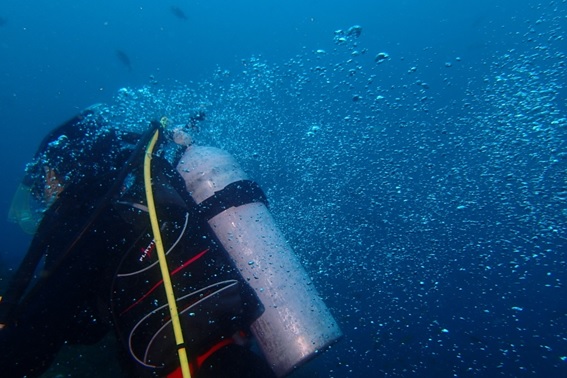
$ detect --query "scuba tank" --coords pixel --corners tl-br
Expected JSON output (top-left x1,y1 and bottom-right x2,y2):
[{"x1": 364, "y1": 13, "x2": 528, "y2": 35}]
[{"x1": 177, "y1": 145, "x2": 342, "y2": 377}]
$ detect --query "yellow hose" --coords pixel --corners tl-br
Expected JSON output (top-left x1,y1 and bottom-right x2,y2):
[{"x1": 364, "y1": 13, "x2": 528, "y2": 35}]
[{"x1": 144, "y1": 129, "x2": 191, "y2": 378}]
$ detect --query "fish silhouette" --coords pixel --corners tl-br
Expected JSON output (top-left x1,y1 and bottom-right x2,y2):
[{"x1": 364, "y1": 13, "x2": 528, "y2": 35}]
[
  {"x1": 170, "y1": 6, "x2": 188, "y2": 21},
  {"x1": 115, "y1": 50, "x2": 132, "y2": 72}
]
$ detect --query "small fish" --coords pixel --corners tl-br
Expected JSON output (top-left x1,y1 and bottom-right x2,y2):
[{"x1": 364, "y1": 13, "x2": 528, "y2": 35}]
[
  {"x1": 115, "y1": 50, "x2": 132, "y2": 72},
  {"x1": 170, "y1": 6, "x2": 188, "y2": 21}
]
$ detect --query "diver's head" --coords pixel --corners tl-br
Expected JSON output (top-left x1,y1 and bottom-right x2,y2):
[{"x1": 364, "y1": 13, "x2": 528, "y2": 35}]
[
  {"x1": 10, "y1": 108, "x2": 129, "y2": 233},
  {"x1": 24, "y1": 110, "x2": 124, "y2": 201}
]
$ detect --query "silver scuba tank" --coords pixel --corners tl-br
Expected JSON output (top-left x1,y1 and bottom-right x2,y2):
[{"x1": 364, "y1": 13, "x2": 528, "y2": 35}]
[{"x1": 177, "y1": 145, "x2": 342, "y2": 377}]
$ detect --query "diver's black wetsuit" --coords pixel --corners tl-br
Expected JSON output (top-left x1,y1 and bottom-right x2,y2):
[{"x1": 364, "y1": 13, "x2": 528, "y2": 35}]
[
  {"x1": 0, "y1": 175, "x2": 135, "y2": 377},
  {"x1": 0, "y1": 118, "x2": 275, "y2": 378}
]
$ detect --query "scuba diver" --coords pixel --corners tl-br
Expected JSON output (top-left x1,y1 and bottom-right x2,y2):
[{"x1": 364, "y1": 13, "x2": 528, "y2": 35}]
[{"x1": 0, "y1": 105, "x2": 342, "y2": 378}]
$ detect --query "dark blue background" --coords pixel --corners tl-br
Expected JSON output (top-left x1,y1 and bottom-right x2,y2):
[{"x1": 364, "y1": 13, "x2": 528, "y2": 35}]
[{"x1": 1, "y1": 1, "x2": 566, "y2": 377}]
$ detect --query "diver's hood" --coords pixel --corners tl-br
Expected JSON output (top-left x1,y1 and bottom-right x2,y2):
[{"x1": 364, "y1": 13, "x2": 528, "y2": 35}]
[{"x1": 8, "y1": 107, "x2": 140, "y2": 234}]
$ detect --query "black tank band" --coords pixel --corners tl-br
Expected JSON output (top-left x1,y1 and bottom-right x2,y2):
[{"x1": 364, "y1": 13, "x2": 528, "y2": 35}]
[{"x1": 198, "y1": 180, "x2": 268, "y2": 220}]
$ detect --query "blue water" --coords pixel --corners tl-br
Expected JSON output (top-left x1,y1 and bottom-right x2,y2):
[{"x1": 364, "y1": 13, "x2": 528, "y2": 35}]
[{"x1": 0, "y1": 1, "x2": 566, "y2": 377}]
